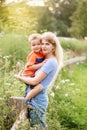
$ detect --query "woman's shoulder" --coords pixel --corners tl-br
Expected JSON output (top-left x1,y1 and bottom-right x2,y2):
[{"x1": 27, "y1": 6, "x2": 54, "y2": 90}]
[
  {"x1": 45, "y1": 57, "x2": 58, "y2": 69},
  {"x1": 48, "y1": 57, "x2": 57, "y2": 64}
]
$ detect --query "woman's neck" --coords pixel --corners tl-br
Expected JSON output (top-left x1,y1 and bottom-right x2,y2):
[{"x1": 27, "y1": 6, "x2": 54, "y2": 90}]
[{"x1": 45, "y1": 53, "x2": 54, "y2": 59}]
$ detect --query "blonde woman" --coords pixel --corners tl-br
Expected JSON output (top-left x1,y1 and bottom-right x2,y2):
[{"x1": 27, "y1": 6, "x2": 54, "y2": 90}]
[{"x1": 15, "y1": 32, "x2": 63, "y2": 129}]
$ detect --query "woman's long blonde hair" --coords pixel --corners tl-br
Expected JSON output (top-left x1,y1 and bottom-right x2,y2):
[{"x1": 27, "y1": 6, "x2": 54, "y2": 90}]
[{"x1": 42, "y1": 32, "x2": 63, "y2": 70}]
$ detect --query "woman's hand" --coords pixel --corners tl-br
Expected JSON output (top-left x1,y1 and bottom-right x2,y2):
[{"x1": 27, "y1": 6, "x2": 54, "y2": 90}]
[
  {"x1": 14, "y1": 73, "x2": 21, "y2": 80},
  {"x1": 14, "y1": 70, "x2": 23, "y2": 81},
  {"x1": 15, "y1": 70, "x2": 47, "y2": 85}
]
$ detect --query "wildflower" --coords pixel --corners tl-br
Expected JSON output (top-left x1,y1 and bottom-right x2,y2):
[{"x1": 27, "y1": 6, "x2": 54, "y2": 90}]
[
  {"x1": 61, "y1": 79, "x2": 70, "y2": 83},
  {"x1": 65, "y1": 79, "x2": 70, "y2": 82},
  {"x1": 70, "y1": 83, "x2": 75, "y2": 86},
  {"x1": 65, "y1": 93, "x2": 69, "y2": 97},
  {"x1": 55, "y1": 85, "x2": 61, "y2": 89},
  {"x1": 3, "y1": 55, "x2": 11, "y2": 59},
  {"x1": 50, "y1": 92, "x2": 55, "y2": 97},
  {"x1": 4, "y1": 83, "x2": 11, "y2": 86},
  {"x1": 76, "y1": 62, "x2": 79, "y2": 65},
  {"x1": 61, "y1": 80, "x2": 66, "y2": 83},
  {"x1": 16, "y1": 61, "x2": 22, "y2": 67}
]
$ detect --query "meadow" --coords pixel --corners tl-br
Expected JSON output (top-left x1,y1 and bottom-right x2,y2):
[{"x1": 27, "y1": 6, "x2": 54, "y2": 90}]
[{"x1": 0, "y1": 33, "x2": 87, "y2": 130}]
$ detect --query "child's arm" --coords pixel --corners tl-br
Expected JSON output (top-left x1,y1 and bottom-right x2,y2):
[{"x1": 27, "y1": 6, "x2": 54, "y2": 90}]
[
  {"x1": 25, "y1": 84, "x2": 43, "y2": 100},
  {"x1": 28, "y1": 59, "x2": 47, "y2": 70}
]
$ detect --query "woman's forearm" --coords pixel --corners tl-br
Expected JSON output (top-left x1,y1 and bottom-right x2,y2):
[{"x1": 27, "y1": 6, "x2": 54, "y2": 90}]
[
  {"x1": 15, "y1": 71, "x2": 47, "y2": 86},
  {"x1": 15, "y1": 75, "x2": 37, "y2": 85}
]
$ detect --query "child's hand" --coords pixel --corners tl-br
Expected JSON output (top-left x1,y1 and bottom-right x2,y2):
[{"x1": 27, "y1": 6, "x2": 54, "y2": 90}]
[{"x1": 43, "y1": 59, "x2": 48, "y2": 63}]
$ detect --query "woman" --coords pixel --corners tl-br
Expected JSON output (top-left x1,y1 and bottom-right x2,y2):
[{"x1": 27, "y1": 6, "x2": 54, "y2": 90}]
[{"x1": 15, "y1": 32, "x2": 63, "y2": 129}]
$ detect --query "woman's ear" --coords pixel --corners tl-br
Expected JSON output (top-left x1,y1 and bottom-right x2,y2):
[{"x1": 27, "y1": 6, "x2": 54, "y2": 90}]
[
  {"x1": 52, "y1": 46, "x2": 55, "y2": 50},
  {"x1": 52, "y1": 46, "x2": 55, "y2": 53}
]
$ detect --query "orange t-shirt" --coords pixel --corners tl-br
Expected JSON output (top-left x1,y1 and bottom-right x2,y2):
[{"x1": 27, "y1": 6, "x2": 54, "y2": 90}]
[{"x1": 22, "y1": 51, "x2": 44, "y2": 76}]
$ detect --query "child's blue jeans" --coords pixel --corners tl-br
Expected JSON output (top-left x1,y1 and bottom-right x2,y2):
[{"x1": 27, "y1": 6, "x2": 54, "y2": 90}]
[{"x1": 27, "y1": 107, "x2": 47, "y2": 130}]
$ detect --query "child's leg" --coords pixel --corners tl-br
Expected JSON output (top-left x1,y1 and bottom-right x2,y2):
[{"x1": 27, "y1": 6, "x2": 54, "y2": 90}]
[
  {"x1": 25, "y1": 84, "x2": 43, "y2": 100},
  {"x1": 24, "y1": 84, "x2": 29, "y2": 97},
  {"x1": 24, "y1": 83, "x2": 33, "y2": 97}
]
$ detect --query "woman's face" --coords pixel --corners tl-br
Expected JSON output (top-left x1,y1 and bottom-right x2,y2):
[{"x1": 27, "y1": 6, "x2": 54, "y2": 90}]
[{"x1": 41, "y1": 39, "x2": 55, "y2": 56}]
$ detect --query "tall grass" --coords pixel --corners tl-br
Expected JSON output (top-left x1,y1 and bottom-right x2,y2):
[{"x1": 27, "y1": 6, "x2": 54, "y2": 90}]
[
  {"x1": 60, "y1": 38, "x2": 87, "y2": 55},
  {"x1": 0, "y1": 33, "x2": 30, "y2": 68},
  {"x1": 47, "y1": 62, "x2": 87, "y2": 130}
]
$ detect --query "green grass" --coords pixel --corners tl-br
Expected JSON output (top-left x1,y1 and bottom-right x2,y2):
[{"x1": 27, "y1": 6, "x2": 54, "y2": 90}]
[
  {"x1": 47, "y1": 62, "x2": 87, "y2": 130},
  {"x1": 60, "y1": 38, "x2": 87, "y2": 55},
  {"x1": 0, "y1": 33, "x2": 30, "y2": 67}
]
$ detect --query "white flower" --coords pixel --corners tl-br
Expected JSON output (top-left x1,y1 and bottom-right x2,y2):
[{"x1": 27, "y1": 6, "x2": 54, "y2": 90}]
[
  {"x1": 65, "y1": 79, "x2": 70, "y2": 82},
  {"x1": 70, "y1": 83, "x2": 75, "y2": 86},
  {"x1": 50, "y1": 92, "x2": 55, "y2": 97},
  {"x1": 3, "y1": 55, "x2": 11, "y2": 59},
  {"x1": 61, "y1": 79, "x2": 70, "y2": 83},
  {"x1": 4, "y1": 83, "x2": 11, "y2": 86},
  {"x1": 61, "y1": 80, "x2": 66, "y2": 83},
  {"x1": 65, "y1": 93, "x2": 69, "y2": 97},
  {"x1": 55, "y1": 85, "x2": 61, "y2": 89},
  {"x1": 16, "y1": 61, "x2": 22, "y2": 67}
]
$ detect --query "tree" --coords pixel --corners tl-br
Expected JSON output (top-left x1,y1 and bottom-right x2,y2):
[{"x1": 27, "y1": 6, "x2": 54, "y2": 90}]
[
  {"x1": 35, "y1": 7, "x2": 57, "y2": 33},
  {"x1": 0, "y1": 1, "x2": 40, "y2": 34},
  {"x1": 70, "y1": 0, "x2": 87, "y2": 38},
  {"x1": 0, "y1": 0, "x2": 5, "y2": 4},
  {"x1": 0, "y1": 0, "x2": 9, "y2": 32},
  {"x1": 44, "y1": 0, "x2": 79, "y2": 36}
]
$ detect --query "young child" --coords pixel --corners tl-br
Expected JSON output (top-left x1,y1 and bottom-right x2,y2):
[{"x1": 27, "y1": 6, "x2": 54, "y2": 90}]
[{"x1": 20, "y1": 33, "x2": 46, "y2": 106}]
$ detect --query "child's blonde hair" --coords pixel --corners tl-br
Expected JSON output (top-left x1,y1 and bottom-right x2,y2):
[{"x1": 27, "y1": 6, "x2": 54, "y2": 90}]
[
  {"x1": 42, "y1": 32, "x2": 63, "y2": 70},
  {"x1": 28, "y1": 33, "x2": 42, "y2": 43}
]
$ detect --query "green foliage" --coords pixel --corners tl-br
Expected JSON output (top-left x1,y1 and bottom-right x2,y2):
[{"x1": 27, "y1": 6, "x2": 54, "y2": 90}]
[
  {"x1": 0, "y1": 34, "x2": 87, "y2": 129},
  {"x1": 45, "y1": 0, "x2": 79, "y2": 36},
  {"x1": 70, "y1": 1, "x2": 87, "y2": 38},
  {"x1": 1, "y1": 0, "x2": 87, "y2": 38},
  {"x1": 0, "y1": 33, "x2": 29, "y2": 67},
  {"x1": 47, "y1": 63, "x2": 87, "y2": 130},
  {"x1": 60, "y1": 38, "x2": 87, "y2": 55},
  {"x1": 0, "y1": 0, "x2": 5, "y2": 5},
  {"x1": 0, "y1": 4, "x2": 9, "y2": 32},
  {"x1": 0, "y1": 0, "x2": 81, "y2": 37},
  {"x1": 36, "y1": 7, "x2": 57, "y2": 33},
  {"x1": 0, "y1": 99, "x2": 14, "y2": 130},
  {"x1": 6, "y1": 3, "x2": 39, "y2": 34}
]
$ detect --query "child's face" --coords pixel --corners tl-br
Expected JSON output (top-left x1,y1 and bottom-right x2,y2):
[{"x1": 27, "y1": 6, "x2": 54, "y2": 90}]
[{"x1": 30, "y1": 39, "x2": 41, "y2": 52}]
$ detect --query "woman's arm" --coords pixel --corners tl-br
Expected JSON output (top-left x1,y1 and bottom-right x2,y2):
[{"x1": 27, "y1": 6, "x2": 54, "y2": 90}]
[{"x1": 15, "y1": 70, "x2": 47, "y2": 86}]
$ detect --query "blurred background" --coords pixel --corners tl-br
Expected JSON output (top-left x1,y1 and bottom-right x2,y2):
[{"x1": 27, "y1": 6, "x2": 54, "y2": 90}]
[{"x1": 0, "y1": 0, "x2": 87, "y2": 130}]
